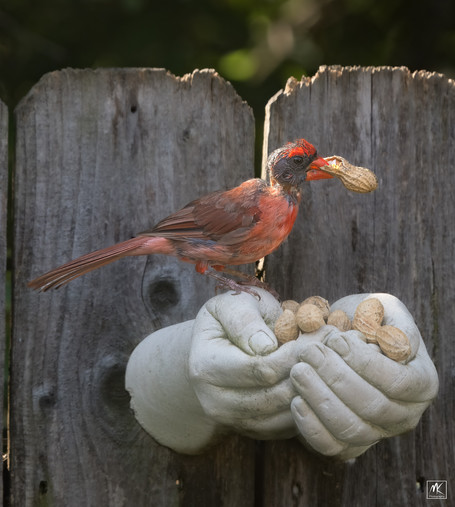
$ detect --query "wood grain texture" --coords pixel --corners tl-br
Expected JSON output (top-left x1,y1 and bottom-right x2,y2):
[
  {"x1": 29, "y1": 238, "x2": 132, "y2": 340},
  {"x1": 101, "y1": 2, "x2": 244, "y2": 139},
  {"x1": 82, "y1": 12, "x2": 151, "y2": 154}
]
[
  {"x1": 0, "y1": 98, "x2": 7, "y2": 504},
  {"x1": 262, "y1": 66, "x2": 454, "y2": 506},
  {"x1": 12, "y1": 68, "x2": 256, "y2": 506},
  {"x1": 11, "y1": 66, "x2": 453, "y2": 507}
]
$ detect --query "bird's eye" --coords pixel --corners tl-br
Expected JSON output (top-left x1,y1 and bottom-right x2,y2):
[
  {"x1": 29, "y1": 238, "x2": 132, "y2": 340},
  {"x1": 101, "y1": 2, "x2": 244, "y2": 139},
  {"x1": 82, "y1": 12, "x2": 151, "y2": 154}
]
[{"x1": 292, "y1": 156, "x2": 303, "y2": 165}]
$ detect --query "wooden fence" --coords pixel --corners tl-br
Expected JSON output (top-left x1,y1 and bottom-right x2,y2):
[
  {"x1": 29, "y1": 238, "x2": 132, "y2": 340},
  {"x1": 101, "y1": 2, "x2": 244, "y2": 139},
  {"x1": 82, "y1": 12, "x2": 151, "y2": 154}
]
[
  {"x1": 0, "y1": 90, "x2": 6, "y2": 507},
  {"x1": 2, "y1": 65, "x2": 454, "y2": 505}
]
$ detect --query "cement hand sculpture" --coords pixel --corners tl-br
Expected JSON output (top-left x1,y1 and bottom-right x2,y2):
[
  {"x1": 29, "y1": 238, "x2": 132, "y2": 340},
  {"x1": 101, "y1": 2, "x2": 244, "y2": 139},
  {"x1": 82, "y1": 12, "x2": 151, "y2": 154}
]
[
  {"x1": 125, "y1": 289, "x2": 438, "y2": 459},
  {"x1": 291, "y1": 293, "x2": 439, "y2": 459}
]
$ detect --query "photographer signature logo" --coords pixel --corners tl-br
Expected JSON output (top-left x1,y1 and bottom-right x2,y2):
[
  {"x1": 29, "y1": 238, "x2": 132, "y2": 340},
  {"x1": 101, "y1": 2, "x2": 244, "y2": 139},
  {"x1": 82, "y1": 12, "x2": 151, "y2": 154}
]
[{"x1": 426, "y1": 480, "x2": 447, "y2": 500}]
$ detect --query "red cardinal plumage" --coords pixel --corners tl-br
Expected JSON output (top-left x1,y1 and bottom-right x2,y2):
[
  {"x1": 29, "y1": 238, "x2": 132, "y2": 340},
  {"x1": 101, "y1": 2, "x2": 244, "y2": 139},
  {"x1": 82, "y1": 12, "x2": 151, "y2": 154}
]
[{"x1": 28, "y1": 139, "x2": 332, "y2": 293}]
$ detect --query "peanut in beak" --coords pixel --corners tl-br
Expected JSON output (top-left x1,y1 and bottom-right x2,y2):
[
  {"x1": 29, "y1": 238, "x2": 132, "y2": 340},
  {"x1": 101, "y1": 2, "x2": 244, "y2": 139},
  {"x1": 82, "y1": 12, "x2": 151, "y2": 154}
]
[{"x1": 322, "y1": 155, "x2": 378, "y2": 193}]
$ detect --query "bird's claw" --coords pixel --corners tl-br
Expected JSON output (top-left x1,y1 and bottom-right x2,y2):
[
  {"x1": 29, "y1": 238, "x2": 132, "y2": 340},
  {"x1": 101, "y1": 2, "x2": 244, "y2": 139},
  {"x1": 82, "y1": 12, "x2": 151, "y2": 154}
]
[
  {"x1": 214, "y1": 267, "x2": 280, "y2": 300},
  {"x1": 237, "y1": 280, "x2": 279, "y2": 300},
  {"x1": 206, "y1": 269, "x2": 261, "y2": 299},
  {"x1": 237, "y1": 286, "x2": 261, "y2": 300},
  {"x1": 215, "y1": 280, "x2": 261, "y2": 300}
]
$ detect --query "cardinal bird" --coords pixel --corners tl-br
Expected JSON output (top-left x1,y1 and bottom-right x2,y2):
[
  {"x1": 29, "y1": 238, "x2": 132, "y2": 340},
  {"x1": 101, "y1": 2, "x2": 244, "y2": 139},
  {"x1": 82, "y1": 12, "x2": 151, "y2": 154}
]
[{"x1": 28, "y1": 138, "x2": 332, "y2": 293}]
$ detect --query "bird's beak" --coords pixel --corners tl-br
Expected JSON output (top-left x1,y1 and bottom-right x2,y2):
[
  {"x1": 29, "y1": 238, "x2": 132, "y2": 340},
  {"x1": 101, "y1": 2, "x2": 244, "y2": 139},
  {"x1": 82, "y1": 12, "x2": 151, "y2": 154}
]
[{"x1": 306, "y1": 157, "x2": 333, "y2": 181}]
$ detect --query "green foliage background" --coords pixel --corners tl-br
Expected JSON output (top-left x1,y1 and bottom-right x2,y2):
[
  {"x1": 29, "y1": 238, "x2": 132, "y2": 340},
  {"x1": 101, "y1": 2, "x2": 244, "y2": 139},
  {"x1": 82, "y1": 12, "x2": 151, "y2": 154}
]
[{"x1": 1, "y1": 0, "x2": 454, "y2": 118}]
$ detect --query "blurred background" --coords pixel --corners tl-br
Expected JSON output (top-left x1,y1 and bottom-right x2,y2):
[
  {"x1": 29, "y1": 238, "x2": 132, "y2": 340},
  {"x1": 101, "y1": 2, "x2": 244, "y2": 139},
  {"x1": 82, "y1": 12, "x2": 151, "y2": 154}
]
[
  {"x1": 1, "y1": 0, "x2": 455, "y2": 283},
  {"x1": 1, "y1": 0, "x2": 455, "y2": 125}
]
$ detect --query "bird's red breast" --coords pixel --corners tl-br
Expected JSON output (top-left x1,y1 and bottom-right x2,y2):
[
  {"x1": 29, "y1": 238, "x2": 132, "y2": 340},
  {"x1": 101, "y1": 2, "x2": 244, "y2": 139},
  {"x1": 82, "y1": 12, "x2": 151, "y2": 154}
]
[
  {"x1": 139, "y1": 178, "x2": 299, "y2": 266},
  {"x1": 232, "y1": 184, "x2": 299, "y2": 262},
  {"x1": 27, "y1": 137, "x2": 331, "y2": 292}
]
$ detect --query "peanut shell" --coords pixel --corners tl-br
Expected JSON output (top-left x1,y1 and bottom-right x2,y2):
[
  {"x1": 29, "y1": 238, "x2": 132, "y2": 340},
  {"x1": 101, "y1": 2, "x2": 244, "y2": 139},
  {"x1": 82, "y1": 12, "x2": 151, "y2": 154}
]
[
  {"x1": 327, "y1": 309, "x2": 352, "y2": 331},
  {"x1": 281, "y1": 300, "x2": 300, "y2": 314},
  {"x1": 274, "y1": 309, "x2": 300, "y2": 344},
  {"x1": 375, "y1": 325, "x2": 412, "y2": 362},
  {"x1": 296, "y1": 304, "x2": 326, "y2": 333},
  {"x1": 323, "y1": 155, "x2": 378, "y2": 193},
  {"x1": 301, "y1": 296, "x2": 330, "y2": 321},
  {"x1": 352, "y1": 298, "x2": 385, "y2": 343}
]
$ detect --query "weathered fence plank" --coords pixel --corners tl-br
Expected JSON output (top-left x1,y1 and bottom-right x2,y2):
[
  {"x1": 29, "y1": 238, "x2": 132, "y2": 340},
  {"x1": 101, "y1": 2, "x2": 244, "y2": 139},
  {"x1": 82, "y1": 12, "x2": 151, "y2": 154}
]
[
  {"x1": 0, "y1": 98, "x2": 7, "y2": 504},
  {"x1": 11, "y1": 65, "x2": 453, "y2": 507},
  {"x1": 262, "y1": 66, "x2": 454, "y2": 506},
  {"x1": 12, "y1": 68, "x2": 256, "y2": 506}
]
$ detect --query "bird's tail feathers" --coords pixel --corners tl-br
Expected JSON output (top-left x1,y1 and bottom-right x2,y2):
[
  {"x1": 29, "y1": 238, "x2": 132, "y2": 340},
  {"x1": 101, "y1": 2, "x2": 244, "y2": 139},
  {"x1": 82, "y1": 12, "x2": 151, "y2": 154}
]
[{"x1": 28, "y1": 237, "x2": 145, "y2": 291}]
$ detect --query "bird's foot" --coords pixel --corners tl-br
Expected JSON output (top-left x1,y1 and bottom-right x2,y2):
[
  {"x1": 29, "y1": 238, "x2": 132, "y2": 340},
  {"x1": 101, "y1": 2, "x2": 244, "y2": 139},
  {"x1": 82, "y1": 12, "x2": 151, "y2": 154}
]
[
  {"x1": 237, "y1": 279, "x2": 280, "y2": 300},
  {"x1": 205, "y1": 270, "x2": 261, "y2": 299},
  {"x1": 218, "y1": 267, "x2": 280, "y2": 300}
]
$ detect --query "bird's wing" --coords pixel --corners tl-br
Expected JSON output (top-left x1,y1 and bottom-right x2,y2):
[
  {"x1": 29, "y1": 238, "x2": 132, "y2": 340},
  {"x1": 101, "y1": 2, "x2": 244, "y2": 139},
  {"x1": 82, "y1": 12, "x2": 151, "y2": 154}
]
[{"x1": 139, "y1": 179, "x2": 267, "y2": 245}]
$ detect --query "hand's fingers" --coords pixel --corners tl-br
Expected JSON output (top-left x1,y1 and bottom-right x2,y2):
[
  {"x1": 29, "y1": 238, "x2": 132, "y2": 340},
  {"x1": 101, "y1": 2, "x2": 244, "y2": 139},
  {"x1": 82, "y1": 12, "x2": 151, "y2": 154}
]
[
  {"x1": 190, "y1": 315, "x2": 299, "y2": 388},
  {"x1": 290, "y1": 362, "x2": 384, "y2": 445},
  {"x1": 331, "y1": 293, "x2": 421, "y2": 362},
  {"x1": 325, "y1": 331, "x2": 439, "y2": 402},
  {"x1": 190, "y1": 319, "x2": 334, "y2": 389},
  {"x1": 291, "y1": 397, "x2": 373, "y2": 459},
  {"x1": 233, "y1": 409, "x2": 297, "y2": 440},
  {"x1": 298, "y1": 339, "x2": 429, "y2": 430},
  {"x1": 256, "y1": 289, "x2": 285, "y2": 328},
  {"x1": 204, "y1": 289, "x2": 281, "y2": 355},
  {"x1": 194, "y1": 378, "x2": 296, "y2": 420},
  {"x1": 291, "y1": 397, "x2": 348, "y2": 456}
]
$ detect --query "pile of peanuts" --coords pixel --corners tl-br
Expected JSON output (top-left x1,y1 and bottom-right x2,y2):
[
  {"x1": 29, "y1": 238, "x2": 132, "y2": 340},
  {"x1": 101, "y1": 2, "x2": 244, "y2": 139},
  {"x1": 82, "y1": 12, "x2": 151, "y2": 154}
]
[{"x1": 274, "y1": 296, "x2": 412, "y2": 362}]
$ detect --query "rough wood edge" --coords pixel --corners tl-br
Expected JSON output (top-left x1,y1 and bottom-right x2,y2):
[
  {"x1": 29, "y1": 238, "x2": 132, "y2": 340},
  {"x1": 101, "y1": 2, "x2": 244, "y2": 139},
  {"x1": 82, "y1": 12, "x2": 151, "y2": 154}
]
[
  {"x1": 15, "y1": 67, "x2": 253, "y2": 117},
  {"x1": 262, "y1": 65, "x2": 455, "y2": 175}
]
